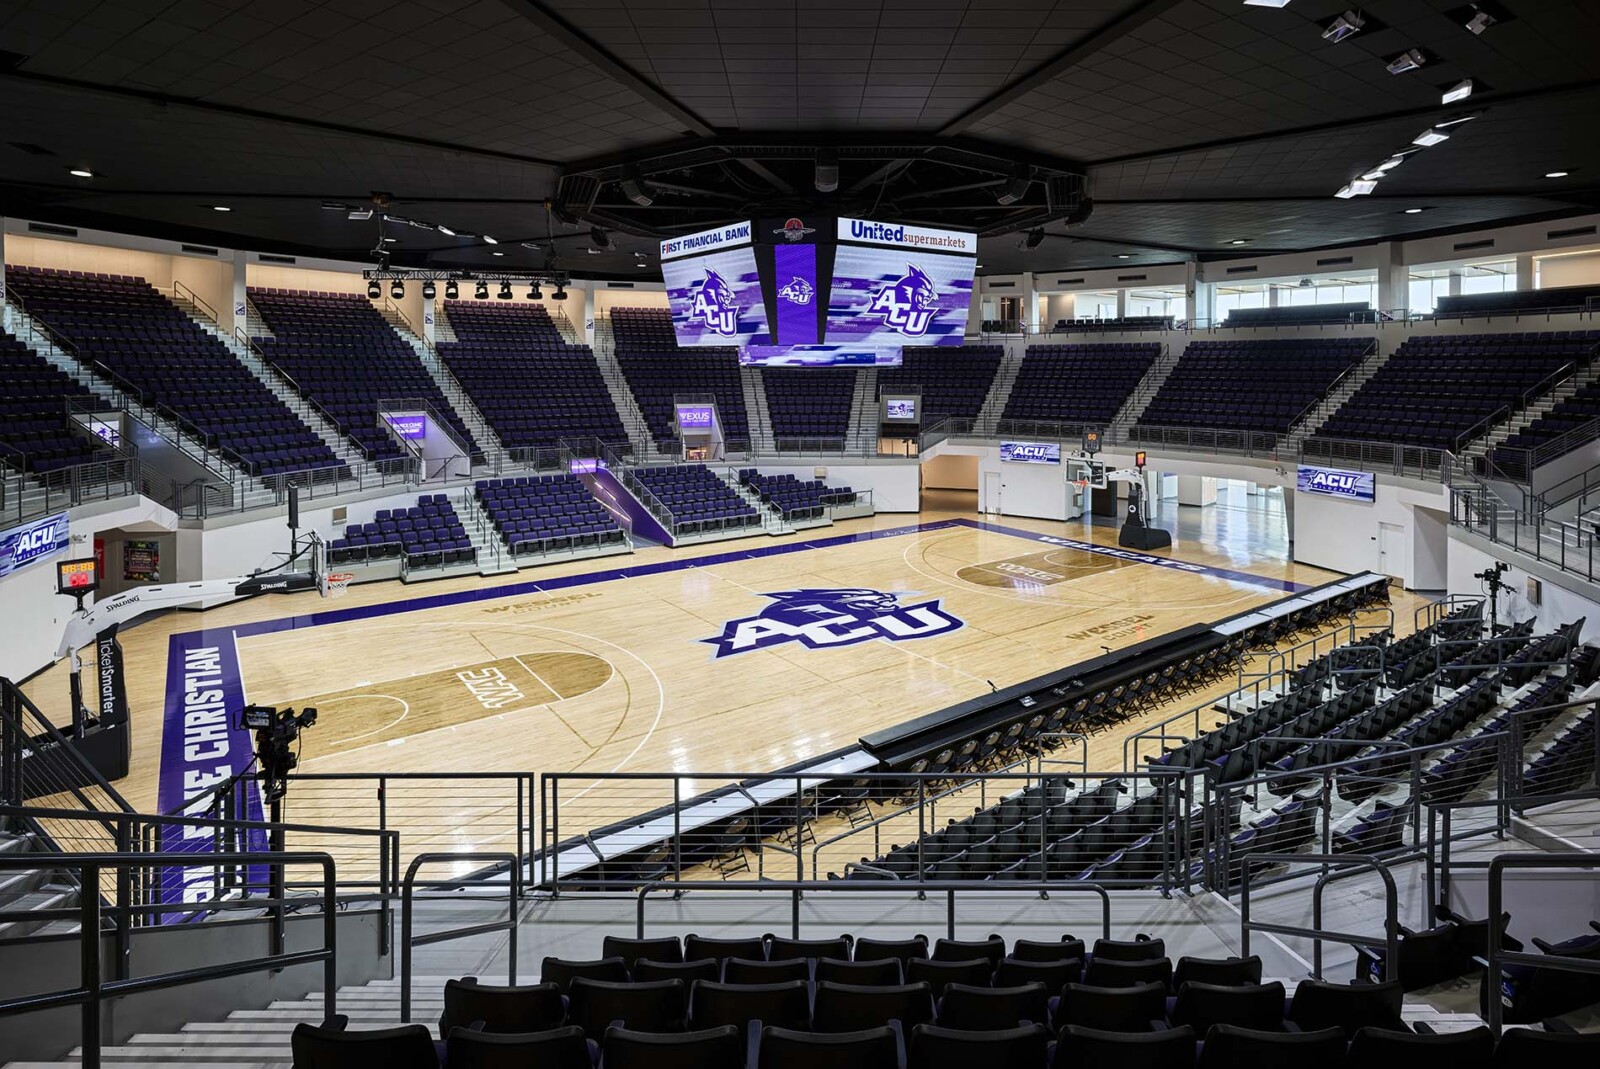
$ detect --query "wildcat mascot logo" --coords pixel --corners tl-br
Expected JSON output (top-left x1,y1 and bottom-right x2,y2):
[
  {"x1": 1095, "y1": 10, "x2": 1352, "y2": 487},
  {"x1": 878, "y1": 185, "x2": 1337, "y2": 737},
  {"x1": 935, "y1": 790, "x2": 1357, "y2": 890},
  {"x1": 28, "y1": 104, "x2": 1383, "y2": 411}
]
[
  {"x1": 703, "y1": 588, "x2": 964, "y2": 658},
  {"x1": 777, "y1": 275, "x2": 814, "y2": 305},
  {"x1": 865, "y1": 263, "x2": 938, "y2": 336},
  {"x1": 691, "y1": 268, "x2": 740, "y2": 335}
]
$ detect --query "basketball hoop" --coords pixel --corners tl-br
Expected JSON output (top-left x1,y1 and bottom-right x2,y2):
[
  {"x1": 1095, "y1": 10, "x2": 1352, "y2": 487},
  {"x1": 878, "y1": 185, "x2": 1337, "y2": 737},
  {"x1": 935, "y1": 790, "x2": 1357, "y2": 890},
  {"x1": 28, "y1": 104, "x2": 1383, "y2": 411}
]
[{"x1": 324, "y1": 572, "x2": 354, "y2": 598}]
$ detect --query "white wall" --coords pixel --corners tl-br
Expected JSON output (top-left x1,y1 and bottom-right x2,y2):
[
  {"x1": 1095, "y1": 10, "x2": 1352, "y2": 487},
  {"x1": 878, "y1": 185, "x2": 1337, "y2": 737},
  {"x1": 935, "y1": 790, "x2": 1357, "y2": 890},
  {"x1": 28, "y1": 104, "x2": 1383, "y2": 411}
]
[
  {"x1": 1293, "y1": 480, "x2": 1450, "y2": 590},
  {"x1": 1538, "y1": 248, "x2": 1600, "y2": 289},
  {"x1": 0, "y1": 497, "x2": 178, "y2": 681},
  {"x1": 7, "y1": 234, "x2": 231, "y2": 317},
  {"x1": 1448, "y1": 534, "x2": 1600, "y2": 643},
  {"x1": 921, "y1": 454, "x2": 978, "y2": 490}
]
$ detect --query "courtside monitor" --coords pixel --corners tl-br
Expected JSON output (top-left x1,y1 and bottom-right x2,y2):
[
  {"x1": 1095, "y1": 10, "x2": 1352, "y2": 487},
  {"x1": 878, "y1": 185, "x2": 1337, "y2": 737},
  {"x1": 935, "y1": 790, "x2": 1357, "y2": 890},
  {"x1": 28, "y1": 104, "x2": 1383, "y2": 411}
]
[
  {"x1": 56, "y1": 557, "x2": 98, "y2": 596},
  {"x1": 660, "y1": 216, "x2": 977, "y2": 366}
]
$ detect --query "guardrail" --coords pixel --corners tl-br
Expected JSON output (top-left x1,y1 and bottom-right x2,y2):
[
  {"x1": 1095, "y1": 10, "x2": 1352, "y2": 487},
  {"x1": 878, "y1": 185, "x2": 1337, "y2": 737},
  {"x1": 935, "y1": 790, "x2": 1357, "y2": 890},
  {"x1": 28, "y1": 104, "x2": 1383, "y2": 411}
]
[
  {"x1": 400, "y1": 851, "x2": 518, "y2": 1023},
  {"x1": 1485, "y1": 852, "x2": 1600, "y2": 1034},
  {"x1": 634, "y1": 879, "x2": 1113, "y2": 942},
  {"x1": 0, "y1": 850, "x2": 337, "y2": 1069},
  {"x1": 1238, "y1": 853, "x2": 1401, "y2": 981},
  {"x1": 1299, "y1": 435, "x2": 1448, "y2": 479}
]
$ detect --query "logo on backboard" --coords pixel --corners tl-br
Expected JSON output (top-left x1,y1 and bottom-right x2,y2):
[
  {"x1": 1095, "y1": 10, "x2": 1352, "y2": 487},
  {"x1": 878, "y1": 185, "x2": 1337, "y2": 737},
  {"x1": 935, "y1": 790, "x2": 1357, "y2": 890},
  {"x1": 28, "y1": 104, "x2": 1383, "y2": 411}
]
[{"x1": 702, "y1": 588, "x2": 964, "y2": 658}]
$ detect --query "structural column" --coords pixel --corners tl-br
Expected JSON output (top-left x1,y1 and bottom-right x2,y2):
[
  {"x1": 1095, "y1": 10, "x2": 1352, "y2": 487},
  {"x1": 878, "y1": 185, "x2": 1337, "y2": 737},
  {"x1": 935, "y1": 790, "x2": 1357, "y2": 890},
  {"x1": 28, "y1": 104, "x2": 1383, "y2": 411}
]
[
  {"x1": 1515, "y1": 253, "x2": 1537, "y2": 292},
  {"x1": 422, "y1": 291, "x2": 437, "y2": 345},
  {"x1": 0, "y1": 220, "x2": 8, "y2": 332},
  {"x1": 227, "y1": 249, "x2": 248, "y2": 336},
  {"x1": 1376, "y1": 241, "x2": 1407, "y2": 314}
]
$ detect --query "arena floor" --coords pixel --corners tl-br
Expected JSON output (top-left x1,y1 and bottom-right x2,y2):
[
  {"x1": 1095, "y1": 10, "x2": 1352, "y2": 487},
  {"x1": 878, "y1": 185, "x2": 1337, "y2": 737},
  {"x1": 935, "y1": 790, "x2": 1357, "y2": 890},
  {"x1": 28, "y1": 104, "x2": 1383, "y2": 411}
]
[{"x1": 23, "y1": 488, "x2": 1430, "y2": 856}]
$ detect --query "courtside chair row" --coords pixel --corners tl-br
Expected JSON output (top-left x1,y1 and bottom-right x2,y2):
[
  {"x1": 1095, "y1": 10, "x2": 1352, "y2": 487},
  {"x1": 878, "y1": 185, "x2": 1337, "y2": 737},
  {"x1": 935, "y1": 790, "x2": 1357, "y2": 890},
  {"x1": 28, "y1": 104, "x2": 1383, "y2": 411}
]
[
  {"x1": 474, "y1": 474, "x2": 627, "y2": 556},
  {"x1": 631, "y1": 464, "x2": 760, "y2": 534},
  {"x1": 326, "y1": 494, "x2": 475, "y2": 568}
]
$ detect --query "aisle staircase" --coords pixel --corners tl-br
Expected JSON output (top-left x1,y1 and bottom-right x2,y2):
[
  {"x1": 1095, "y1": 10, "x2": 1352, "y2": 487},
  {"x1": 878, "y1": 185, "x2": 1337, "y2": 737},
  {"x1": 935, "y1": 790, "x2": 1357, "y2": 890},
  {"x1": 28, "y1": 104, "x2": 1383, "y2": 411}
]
[
  {"x1": 1286, "y1": 340, "x2": 1393, "y2": 446},
  {"x1": 845, "y1": 367, "x2": 879, "y2": 452},
  {"x1": 1463, "y1": 358, "x2": 1600, "y2": 457},
  {"x1": 590, "y1": 317, "x2": 660, "y2": 460},
  {"x1": 380, "y1": 320, "x2": 506, "y2": 468},
  {"x1": 740, "y1": 367, "x2": 773, "y2": 452},
  {"x1": 1108, "y1": 343, "x2": 1181, "y2": 429},
  {"x1": 975, "y1": 346, "x2": 1027, "y2": 426},
  {"x1": 0, "y1": 817, "x2": 82, "y2": 942}
]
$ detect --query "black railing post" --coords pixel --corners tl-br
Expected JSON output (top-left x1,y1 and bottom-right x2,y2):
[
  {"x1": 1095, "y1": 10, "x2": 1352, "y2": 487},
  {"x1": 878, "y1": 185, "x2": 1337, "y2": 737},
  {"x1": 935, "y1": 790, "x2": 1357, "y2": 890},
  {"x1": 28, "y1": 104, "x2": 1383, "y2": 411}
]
[{"x1": 81, "y1": 862, "x2": 102, "y2": 1069}]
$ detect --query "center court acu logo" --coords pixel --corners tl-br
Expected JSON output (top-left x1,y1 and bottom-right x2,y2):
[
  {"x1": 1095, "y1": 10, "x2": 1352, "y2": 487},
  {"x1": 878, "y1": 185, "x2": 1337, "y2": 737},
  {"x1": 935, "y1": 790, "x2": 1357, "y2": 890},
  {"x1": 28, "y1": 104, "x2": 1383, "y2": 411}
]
[
  {"x1": 865, "y1": 263, "x2": 938, "y2": 336},
  {"x1": 690, "y1": 268, "x2": 740, "y2": 335},
  {"x1": 702, "y1": 588, "x2": 964, "y2": 659}
]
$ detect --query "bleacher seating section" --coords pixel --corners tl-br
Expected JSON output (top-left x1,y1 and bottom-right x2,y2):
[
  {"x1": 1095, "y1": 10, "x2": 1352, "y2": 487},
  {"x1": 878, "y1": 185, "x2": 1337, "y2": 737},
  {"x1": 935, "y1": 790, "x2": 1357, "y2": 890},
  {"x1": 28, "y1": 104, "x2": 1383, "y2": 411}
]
[
  {"x1": 440, "y1": 301, "x2": 627, "y2": 452},
  {"x1": 611, "y1": 308, "x2": 749, "y2": 449},
  {"x1": 249, "y1": 288, "x2": 479, "y2": 463},
  {"x1": 1224, "y1": 303, "x2": 1376, "y2": 327},
  {"x1": 1051, "y1": 316, "x2": 1173, "y2": 333},
  {"x1": 1489, "y1": 363, "x2": 1600, "y2": 476},
  {"x1": 737, "y1": 469, "x2": 856, "y2": 519},
  {"x1": 1138, "y1": 338, "x2": 1369, "y2": 435},
  {"x1": 8, "y1": 267, "x2": 343, "y2": 478},
  {"x1": 287, "y1": 940, "x2": 1600, "y2": 1068},
  {"x1": 630, "y1": 464, "x2": 759, "y2": 535},
  {"x1": 762, "y1": 368, "x2": 855, "y2": 444},
  {"x1": 327, "y1": 493, "x2": 475, "y2": 568},
  {"x1": 1317, "y1": 332, "x2": 1598, "y2": 451},
  {"x1": 1004, "y1": 343, "x2": 1161, "y2": 426},
  {"x1": 0, "y1": 329, "x2": 112, "y2": 473},
  {"x1": 474, "y1": 474, "x2": 626, "y2": 556},
  {"x1": 1435, "y1": 284, "x2": 1600, "y2": 318},
  {"x1": 880, "y1": 346, "x2": 1003, "y2": 423}
]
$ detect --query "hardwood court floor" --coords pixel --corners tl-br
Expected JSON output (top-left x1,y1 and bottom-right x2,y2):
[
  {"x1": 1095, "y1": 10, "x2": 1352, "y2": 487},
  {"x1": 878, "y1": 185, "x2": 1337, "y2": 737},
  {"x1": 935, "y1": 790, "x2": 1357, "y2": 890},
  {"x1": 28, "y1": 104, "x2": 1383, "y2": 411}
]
[{"x1": 22, "y1": 489, "x2": 1431, "y2": 868}]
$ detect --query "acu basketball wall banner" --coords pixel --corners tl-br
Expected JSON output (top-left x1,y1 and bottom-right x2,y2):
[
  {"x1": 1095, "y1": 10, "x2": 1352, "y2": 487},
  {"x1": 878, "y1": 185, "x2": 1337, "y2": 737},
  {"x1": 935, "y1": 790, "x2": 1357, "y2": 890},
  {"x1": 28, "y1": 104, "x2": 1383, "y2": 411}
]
[{"x1": 0, "y1": 512, "x2": 69, "y2": 579}]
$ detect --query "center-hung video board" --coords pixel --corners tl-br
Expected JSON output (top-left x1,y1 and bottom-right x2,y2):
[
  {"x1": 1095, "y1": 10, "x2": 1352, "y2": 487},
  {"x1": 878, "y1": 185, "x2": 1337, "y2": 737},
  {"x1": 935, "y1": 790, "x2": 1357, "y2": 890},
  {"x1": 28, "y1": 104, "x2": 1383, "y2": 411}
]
[{"x1": 660, "y1": 216, "x2": 977, "y2": 367}]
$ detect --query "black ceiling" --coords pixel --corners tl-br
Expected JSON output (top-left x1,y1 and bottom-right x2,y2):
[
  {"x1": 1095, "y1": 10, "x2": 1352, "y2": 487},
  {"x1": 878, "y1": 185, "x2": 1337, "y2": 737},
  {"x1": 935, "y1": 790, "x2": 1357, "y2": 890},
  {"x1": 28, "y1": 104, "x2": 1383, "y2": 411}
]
[{"x1": 0, "y1": 0, "x2": 1597, "y2": 278}]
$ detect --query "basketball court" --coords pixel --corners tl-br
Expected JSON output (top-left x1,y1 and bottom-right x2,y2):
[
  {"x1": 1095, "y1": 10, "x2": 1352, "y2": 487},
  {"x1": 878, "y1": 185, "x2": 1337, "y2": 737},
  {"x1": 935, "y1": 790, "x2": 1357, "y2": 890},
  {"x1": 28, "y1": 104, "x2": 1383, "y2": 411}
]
[{"x1": 21, "y1": 495, "x2": 1427, "y2": 843}]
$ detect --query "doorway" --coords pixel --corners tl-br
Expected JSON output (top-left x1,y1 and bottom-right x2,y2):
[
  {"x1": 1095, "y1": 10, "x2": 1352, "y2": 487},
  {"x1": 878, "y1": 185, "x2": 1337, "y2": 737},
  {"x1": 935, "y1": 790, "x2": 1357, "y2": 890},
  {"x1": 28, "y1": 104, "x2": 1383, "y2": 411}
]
[
  {"x1": 982, "y1": 471, "x2": 1002, "y2": 514},
  {"x1": 1378, "y1": 521, "x2": 1404, "y2": 579}
]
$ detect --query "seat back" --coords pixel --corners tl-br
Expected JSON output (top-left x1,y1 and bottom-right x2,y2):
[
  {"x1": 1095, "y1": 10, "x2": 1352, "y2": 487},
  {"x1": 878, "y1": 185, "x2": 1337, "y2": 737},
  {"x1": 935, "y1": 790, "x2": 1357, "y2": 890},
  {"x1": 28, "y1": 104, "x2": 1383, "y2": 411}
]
[
  {"x1": 539, "y1": 956, "x2": 628, "y2": 992},
  {"x1": 634, "y1": 958, "x2": 721, "y2": 984},
  {"x1": 936, "y1": 982, "x2": 1048, "y2": 1031},
  {"x1": 854, "y1": 936, "x2": 930, "y2": 965},
  {"x1": 908, "y1": 1022, "x2": 1049, "y2": 1068},
  {"x1": 759, "y1": 1024, "x2": 899, "y2": 1069},
  {"x1": 1011, "y1": 937, "x2": 1087, "y2": 962},
  {"x1": 686, "y1": 935, "x2": 768, "y2": 964},
  {"x1": 906, "y1": 957, "x2": 994, "y2": 996},
  {"x1": 1058, "y1": 1024, "x2": 1197, "y2": 1069},
  {"x1": 1492, "y1": 1027, "x2": 1600, "y2": 1068},
  {"x1": 290, "y1": 1020, "x2": 438, "y2": 1069},
  {"x1": 602, "y1": 1024, "x2": 744, "y2": 1069},
  {"x1": 445, "y1": 1026, "x2": 591, "y2": 1069},
  {"x1": 725, "y1": 957, "x2": 811, "y2": 984},
  {"x1": 602, "y1": 935, "x2": 684, "y2": 969},
  {"x1": 690, "y1": 980, "x2": 811, "y2": 1033},
  {"x1": 813, "y1": 980, "x2": 936, "y2": 1033},
  {"x1": 1084, "y1": 957, "x2": 1173, "y2": 989},
  {"x1": 1288, "y1": 979, "x2": 1403, "y2": 1037},
  {"x1": 817, "y1": 956, "x2": 902, "y2": 986},
  {"x1": 1349, "y1": 1025, "x2": 1494, "y2": 1069},
  {"x1": 932, "y1": 936, "x2": 1005, "y2": 967},
  {"x1": 1058, "y1": 981, "x2": 1168, "y2": 1033},
  {"x1": 568, "y1": 977, "x2": 687, "y2": 1035},
  {"x1": 1172, "y1": 956, "x2": 1262, "y2": 990},
  {"x1": 993, "y1": 957, "x2": 1083, "y2": 990},
  {"x1": 1196, "y1": 1024, "x2": 1347, "y2": 1069},
  {"x1": 1170, "y1": 981, "x2": 1286, "y2": 1033},
  {"x1": 1091, "y1": 937, "x2": 1167, "y2": 962},
  {"x1": 440, "y1": 978, "x2": 564, "y2": 1035},
  {"x1": 766, "y1": 935, "x2": 852, "y2": 962}
]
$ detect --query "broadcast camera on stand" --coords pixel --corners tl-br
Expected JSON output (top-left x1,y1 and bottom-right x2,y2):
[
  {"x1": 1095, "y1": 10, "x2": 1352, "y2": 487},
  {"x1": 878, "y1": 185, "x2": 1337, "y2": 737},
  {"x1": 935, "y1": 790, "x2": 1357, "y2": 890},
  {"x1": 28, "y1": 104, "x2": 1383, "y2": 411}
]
[
  {"x1": 1474, "y1": 560, "x2": 1511, "y2": 635},
  {"x1": 237, "y1": 705, "x2": 317, "y2": 805}
]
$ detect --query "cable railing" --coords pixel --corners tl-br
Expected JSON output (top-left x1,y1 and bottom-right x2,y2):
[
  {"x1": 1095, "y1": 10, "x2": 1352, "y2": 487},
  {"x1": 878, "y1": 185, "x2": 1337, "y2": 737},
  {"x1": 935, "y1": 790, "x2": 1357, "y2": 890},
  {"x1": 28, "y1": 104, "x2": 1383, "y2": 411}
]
[{"x1": 1299, "y1": 435, "x2": 1448, "y2": 479}]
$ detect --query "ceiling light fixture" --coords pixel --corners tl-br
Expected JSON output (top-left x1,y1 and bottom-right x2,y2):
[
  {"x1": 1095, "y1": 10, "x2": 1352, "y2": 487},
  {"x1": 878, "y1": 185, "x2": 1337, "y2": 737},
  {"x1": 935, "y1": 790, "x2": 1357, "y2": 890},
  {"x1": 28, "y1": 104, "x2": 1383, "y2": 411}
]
[
  {"x1": 1322, "y1": 10, "x2": 1365, "y2": 42},
  {"x1": 437, "y1": 224, "x2": 457, "y2": 237},
  {"x1": 491, "y1": 250, "x2": 505, "y2": 257},
  {"x1": 422, "y1": 280, "x2": 436, "y2": 300},
  {"x1": 1230, "y1": 239, "x2": 1249, "y2": 245},
  {"x1": 68, "y1": 168, "x2": 94, "y2": 178},
  {"x1": 1442, "y1": 79, "x2": 1474, "y2": 104},
  {"x1": 1545, "y1": 171, "x2": 1570, "y2": 178},
  {"x1": 1116, "y1": 254, "x2": 1132, "y2": 259},
  {"x1": 528, "y1": 283, "x2": 543, "y2": 300},
  {"x1": 482, "y1": 235, "x2": 498, "y2": 245},
  {"x1": 497, "y1": 282, "x2": 512, "y2": 300},
  {"x1": 1335, "y1": 179, "x2": 1378, "y2": 198},
  {"x1": 1412, "y1": 127, "x2": 1451, "y2": 147},
  {"x1": 347, "y1": 208, "x2": 374, "y2": 221},
  {"x1": 1242, "y1": 0, "x2": 1292, "y2": 7},
  {"x1": 474, "y1": 282, "x2": 489, "y2": 300},
  {"x1": 445, "y1": 281, "x2": 459, "y2": 300},
  {"x1": 1455, "y1": 3, "x2": 1508, "y2": 35},
  {"x1": 1386, "y1": 48, "x2": 1427, "y2": 74},
  {"x1": 1404, "y1": 208, "x2": 1426, "y2": 214},
  {"x1": 211, "y1": 205, "x2": 231, "y2": 212},
  {"x1": 367, "y1": 281, "x2": 381, "y2": 299},
  {"x1": 550, "y1": 284, "x2": 568, "y2": 301},
  {"x1": 620, "y1": 168, "x2": 655, "y2": 207},
  {"x1": 391, "y1": 281, "x2": 405, "y2": 300}
]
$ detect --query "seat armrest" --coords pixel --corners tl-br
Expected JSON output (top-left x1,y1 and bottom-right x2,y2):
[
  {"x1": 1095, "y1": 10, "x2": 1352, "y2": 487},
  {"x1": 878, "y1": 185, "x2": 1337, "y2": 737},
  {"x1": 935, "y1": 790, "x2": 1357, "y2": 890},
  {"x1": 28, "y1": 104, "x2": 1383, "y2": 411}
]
[{"x1": 319, "y1": 1015, "x2": 349, "y2": 1031}]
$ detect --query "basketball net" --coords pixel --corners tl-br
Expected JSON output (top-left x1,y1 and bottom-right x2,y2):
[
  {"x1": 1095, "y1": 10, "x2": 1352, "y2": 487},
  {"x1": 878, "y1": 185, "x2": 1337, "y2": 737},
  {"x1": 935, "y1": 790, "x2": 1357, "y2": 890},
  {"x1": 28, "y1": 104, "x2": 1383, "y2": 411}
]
[{"x1": 324, "y1": 572, "x2": 354, "y2": 598}]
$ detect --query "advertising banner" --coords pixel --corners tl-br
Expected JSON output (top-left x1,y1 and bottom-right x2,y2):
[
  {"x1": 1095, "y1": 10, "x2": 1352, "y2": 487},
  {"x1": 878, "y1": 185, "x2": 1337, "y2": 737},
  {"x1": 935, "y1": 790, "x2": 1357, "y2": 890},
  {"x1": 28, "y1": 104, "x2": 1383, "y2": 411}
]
[
  {"x1": 124, "y1": 539, "x2": 162, "y2": 582},
  {"x1": 0, "y1": 512, "x2": 69, "y2": 580},
  {"x1": 659, "y1": 220, "x2": 754, "y2": 261},
  {"x1": 1296, "y1": 465, "x2": 1376, "y2": 502},
  {"x1": 1000, "y1": 441, "x2": 1062, "y2": 464}
]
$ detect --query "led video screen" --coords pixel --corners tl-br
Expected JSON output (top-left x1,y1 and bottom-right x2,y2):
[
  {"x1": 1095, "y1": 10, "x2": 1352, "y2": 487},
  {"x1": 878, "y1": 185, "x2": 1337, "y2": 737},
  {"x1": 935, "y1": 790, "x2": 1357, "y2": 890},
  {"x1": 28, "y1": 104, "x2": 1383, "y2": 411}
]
[
  {"x1": 663, "y1": 245, "x2": 771, "y2": 347},
  {"x1": 826, "y1": 246, "x2": 975, "y2": 346}
]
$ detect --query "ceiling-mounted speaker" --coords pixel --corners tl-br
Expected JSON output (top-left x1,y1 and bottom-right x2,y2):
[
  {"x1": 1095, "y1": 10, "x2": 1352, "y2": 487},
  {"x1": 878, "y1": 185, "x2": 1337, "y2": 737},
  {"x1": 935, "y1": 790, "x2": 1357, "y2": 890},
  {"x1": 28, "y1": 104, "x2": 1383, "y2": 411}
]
[
  {"x1": 620, "y1": 168, "x2": 654, "y2": 207},
  {"x1": 997, "y1": 166, "x2": 1032, "y2": 206},
  {"x1": 814, "y1": 148, "x2": 839, "y2": 193}
]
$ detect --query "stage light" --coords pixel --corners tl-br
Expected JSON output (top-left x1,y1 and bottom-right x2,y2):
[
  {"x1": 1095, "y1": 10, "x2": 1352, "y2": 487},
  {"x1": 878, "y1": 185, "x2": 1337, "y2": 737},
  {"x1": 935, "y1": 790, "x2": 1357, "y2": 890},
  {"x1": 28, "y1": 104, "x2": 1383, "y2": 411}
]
[
  {"x1": 1335, "y1": 180, "x2": 1377, "y2": 198},
  {"x1": 483, "y1": 235, "x2": 498, "y2": 245},
  {"x1": 528, "y1": 283, "x2": 543, "y2": 300},
  {"x1": 1322, "y1": 10, "x2": 1364, "y2": 42},
  {"x1": 621, "y1": 168, "x2": 654, "y2": 206},
  {"x1": 491, "y1": 251, "x2": 505, "y2": 257},
  {"x1": 422, "y1": 280, "x2": 436, "y2": 300},
  {"x1": 1024, "y1": 228, "x2": 1045, "y2": 249},
  {"x1": 1116, "y1": 254, "x2": 1131, "y2": 259},
  {"x1": 391, "y1": 281, "x2": 405, "y2": 299},
  {"x1": 1457, "y1": 3, "x2": 1507, "y2": 35},
  {"x1": 1545, "y1": 171, "x2": 1570, "y2": 178},
  {"x1": 1242, "y1": 0, "x2": 1292, "y2": 7},
  {"x1": 550, "y1": 284, "x2": 568, "y2": 301},
  {"x1": 367, "y1": 280, "x2": 382, "y2": 299},
  {"x1": 475, "y1": 282, "x2": 489, "y2": 300},
  {"x1": 1404, "y1": 207, "x2": 1426, "y2": 214},
  {"x1": 1442, "y1": 79, "x2": 1474, "y2": 104},
  {"x1": 1412, "y1": 127, "x2": 1450, "y2": 147},
  {"x1": 211, "y1": 205, "x2": 231, "y2": 212},
  {"x1": 437, "y1": 225, "x2": 457, "y2": 237},
  {"x1": 347, "y1": 208, "x2": 374, "y2": 221},
  {"x1": 68, "y1": 168, "x2": 94, "y2": 178},
  {"x1": 1375, "y1": 156, "x2": 1407, "y2": 171},
  {"x1": 997, "y1": 166, "x2": 1032, "y2": 206},
  {"x1": 1465, "y1": 9, "x2": 1494, "y2": 33},
  {"x1": 591, "y1": 227, "x2": 613, "y2": 251},
  {"x1": 814, "y1": 149, "x2": 839, "y2": 193},
  {"x1": 1386, "y1": 48, "x2": 1426, "y2": 74},
  {"x1": 445, "y1": 281, "x2": 459, "y2": 300},
  {"x1": 497, "y1": 281, "x2": 512, "y2": 300}
]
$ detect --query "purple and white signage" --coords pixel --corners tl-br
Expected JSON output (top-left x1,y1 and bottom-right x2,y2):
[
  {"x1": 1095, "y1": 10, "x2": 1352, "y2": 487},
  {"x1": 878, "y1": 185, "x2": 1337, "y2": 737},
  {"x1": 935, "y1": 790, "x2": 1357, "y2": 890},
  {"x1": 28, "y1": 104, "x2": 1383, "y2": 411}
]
[
  {"x1": 774, "y1": 243, "x2": 820, "y2": 346},
  {"x1": 1000, "y1": 441, "x2": 1061, "y2": 465},
  {"x1": 883, "y1": 397, "x2": 919, "y2": 422},
  {"x1": 675, "y1": 404, "x2": 716, "y2": 430},
  {"x1": 663, "y1": 245, "x2": 771, "y2": 348},
  {"x1": 827, "y1": 247, "x2": 975, "y2": 346},
  {"x1": 740, "y1": 344, "x2": 897, "y2": 368},
  {"x1": 386, "y1": 413, "x2": 428, "y2": 440}
]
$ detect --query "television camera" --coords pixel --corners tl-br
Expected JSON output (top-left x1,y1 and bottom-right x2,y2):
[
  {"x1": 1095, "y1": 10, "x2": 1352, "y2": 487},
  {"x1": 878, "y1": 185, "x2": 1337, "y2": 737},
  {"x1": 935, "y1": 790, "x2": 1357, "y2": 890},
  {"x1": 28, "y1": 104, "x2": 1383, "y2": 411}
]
[
  {"x1": 237, "y1": 705, "x2": 318, "y2": 803},
  {"x1": 1474, "y1": 560, "x2": 1511, "y2": 634}
]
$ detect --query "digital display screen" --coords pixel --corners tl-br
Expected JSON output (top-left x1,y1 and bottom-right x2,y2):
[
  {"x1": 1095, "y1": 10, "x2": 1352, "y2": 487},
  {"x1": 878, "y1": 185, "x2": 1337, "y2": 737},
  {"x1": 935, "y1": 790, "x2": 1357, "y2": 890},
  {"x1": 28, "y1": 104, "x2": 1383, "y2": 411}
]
[
  {"x1": 386, "y1": 414, "x2": 427, "y2": 440},
  {"x1": 57, "y1": 557, "x2": 97, "y2": 594},
  {"x1": 663, "y1": 245, "x2": 771, "y2": 347},
  {"x1": 1000, "y1": 441, "x2": 1061, "y2": 464},
  {"x1": 883, "y1": 397, "x2": 918, "y2": 422},
  {"x1": 568, "y1": 458, "x2": 603, "y2": 474},
  {"x1": 1297, "y1": 465, "x2": 1375, "y2": 502},
  {"x1": 827, "y1": 246, "x2": 975, "y2": 346},
  {"x1": 676, "y1": 404, "x2": 715, "y2": 430},
  {"x1": 773, "y1": 243, "x2": 820, "y2": 346},
  {"x1": 740, "y1": 344, "x2": 897, "y2": 367}
]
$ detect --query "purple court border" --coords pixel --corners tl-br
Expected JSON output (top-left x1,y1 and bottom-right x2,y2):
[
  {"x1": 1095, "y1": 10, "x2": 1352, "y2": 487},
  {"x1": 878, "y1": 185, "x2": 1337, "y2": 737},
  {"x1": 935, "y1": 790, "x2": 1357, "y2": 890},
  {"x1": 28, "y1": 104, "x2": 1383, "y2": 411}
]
[{"x1": 152, "y1": 517, "x2": 1310, "y2": 911}]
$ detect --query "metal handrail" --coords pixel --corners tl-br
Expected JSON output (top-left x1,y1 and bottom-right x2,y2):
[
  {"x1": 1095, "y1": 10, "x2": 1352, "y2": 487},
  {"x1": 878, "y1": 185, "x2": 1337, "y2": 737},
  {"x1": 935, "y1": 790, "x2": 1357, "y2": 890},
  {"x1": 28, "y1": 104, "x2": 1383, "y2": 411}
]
[
  {"x1": 1485, "y1": 852, "x2": 1600, "y2": 1034},
  {"x1": 0, "y1": 850, "x2": 337, "y2": 1069},
  {"x1": 1238, "y1": 852, "x2": 1400, "y2": 980},
  {"x1": 170, "y1": 279, "x2": 218, "y2": 324},
  {"x1": 635, "y1": 878, "x2": 1113, "y2": 942},
  {"x1": 400, "y1": 851, "x2": 518, "y2": 1023}
]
